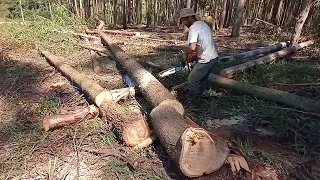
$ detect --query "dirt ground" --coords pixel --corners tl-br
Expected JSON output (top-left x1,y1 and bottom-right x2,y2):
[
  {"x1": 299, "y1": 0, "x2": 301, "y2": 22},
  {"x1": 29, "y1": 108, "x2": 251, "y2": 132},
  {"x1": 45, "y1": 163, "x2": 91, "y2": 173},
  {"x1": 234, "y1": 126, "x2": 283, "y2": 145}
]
[{"x1": 1, "y1": 24, "x2": 320, "y2": 180}]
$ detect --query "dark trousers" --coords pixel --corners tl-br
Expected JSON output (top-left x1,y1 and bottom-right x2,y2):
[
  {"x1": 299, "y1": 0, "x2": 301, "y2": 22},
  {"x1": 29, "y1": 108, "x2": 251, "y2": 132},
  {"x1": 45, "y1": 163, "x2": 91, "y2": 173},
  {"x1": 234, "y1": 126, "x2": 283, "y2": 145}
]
[{"x1": 187, "y1": 58, "x2": 218, "y2": 96}]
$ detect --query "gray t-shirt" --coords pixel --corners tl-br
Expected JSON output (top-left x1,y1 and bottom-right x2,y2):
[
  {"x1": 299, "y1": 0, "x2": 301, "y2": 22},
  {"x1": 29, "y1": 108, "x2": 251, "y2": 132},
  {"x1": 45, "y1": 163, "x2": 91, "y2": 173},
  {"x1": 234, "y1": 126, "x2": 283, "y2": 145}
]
[{"x1": 187, "y1": 21, "x2": 219, "y2": 63}]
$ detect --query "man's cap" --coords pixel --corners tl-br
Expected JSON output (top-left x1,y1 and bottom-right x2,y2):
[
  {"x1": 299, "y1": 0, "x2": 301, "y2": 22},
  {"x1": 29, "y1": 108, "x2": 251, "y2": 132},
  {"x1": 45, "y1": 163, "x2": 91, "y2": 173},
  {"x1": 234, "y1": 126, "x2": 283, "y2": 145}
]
[{"x1": 179, "y1": 8, "x2": 199, "y2": 19}]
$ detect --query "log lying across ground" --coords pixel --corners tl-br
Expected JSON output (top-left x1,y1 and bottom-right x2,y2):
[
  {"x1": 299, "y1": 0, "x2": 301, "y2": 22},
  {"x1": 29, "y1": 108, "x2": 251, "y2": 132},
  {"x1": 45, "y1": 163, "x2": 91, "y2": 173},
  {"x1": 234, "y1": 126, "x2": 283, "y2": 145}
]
[
  {"x1": 207, "y1": 74, "x2": 320, "y2": 114},
  {"x1": 43, "y1": 105, "x2": 99, "y2": 131},
  {"x1": 41, "y1": 51, "x2": 150, "y2": 147},
  {"x1": 218, "y1": 42, "x2": 288, "y2": 66},
  {"x1": 85, "y1": 28, "x2": 141, "y2": 36},
  {"x1": 97, "y1": 30, "x2": 229, "y2": 178},
  {"x1": 220, "y1": 40, "x2": 314, "y2": 78}
]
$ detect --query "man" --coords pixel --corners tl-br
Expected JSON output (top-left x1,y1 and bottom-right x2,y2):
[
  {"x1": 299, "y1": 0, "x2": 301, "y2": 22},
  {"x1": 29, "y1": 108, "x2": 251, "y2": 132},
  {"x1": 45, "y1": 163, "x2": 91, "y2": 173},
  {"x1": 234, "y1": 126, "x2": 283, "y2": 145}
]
[{"x1": 179, "y1": 8, "x2": 219, "y2": 98}]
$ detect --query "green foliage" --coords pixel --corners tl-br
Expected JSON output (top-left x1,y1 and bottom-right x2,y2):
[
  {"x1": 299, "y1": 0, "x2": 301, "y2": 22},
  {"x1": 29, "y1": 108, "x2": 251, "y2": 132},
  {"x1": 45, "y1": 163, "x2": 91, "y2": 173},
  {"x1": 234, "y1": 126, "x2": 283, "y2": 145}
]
[{"x1": 0, "y1": 4, "x2": 85, "y2": 54}]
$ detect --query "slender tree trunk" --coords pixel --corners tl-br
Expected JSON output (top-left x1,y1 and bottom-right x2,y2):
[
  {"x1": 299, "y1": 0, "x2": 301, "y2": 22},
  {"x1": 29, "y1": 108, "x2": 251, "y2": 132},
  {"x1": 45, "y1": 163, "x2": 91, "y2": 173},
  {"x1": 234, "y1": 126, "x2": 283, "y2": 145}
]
[
  {"x1": 231, "y1": 0, "x2": 246, "y2": 38},
  {"x1": 139, "y1": 0, "x2": 142, "y2": 24},
  {"x1": 84, "y1": 0, "x2": 91, "y2": 19},
  {"x1": 146, "y1": 0, "x2": 151, "y2": 27},
  {"x1": 271, "y1": 0, "x2": 282, "y2": 25},
  {"x1": 74, "y1": 0, "x2": 80, "y2": 17},
  {"x1": 19, "y1": 0, "x2": 25, "y2": 23},
  {"x1": 135, "y1": 0, "x2": 139, "y2": 24},
  {"x1": 48, "y1": 1, "x2": 53, "y2": 20},
  {"x1": 154, "y1": 0, "x2": 158, "y2": 26},
  {"x1": 113, "y1": 0, "x2": 118, "y2": 27},
  {"x1": 193, "y1": 0, "x2": 199, "y2": 12},
  {"x1": 123, "y1": 0, "x2": 127, "y2": 29},
  {"x1": 290, "y1": 0, "x2": 312, "y2": 45},
  {"x1": 226, "y1": 0, "x2": 234, "y2": 27},
  {"x1": 220, "y1": 0, "x2": 227, "y2": 28},
  {"x1": 183, "y1": 0, "x2": 192, "y2": 32}
]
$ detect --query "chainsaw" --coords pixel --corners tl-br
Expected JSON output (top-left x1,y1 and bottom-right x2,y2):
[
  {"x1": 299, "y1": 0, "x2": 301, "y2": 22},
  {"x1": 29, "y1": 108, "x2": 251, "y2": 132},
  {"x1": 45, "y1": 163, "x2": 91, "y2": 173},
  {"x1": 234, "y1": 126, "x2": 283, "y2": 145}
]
[{"x1": 158, "y1": 50, "x2": 198, "y2": 78}]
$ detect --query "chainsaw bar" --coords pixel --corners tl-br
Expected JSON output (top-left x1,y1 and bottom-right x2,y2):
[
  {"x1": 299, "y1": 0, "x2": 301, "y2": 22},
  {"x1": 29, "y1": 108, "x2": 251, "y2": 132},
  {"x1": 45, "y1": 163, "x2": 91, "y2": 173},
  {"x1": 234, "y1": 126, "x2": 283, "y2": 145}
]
[{"x1": 158, "y1": 66, "x2": 183, "y2": 77}]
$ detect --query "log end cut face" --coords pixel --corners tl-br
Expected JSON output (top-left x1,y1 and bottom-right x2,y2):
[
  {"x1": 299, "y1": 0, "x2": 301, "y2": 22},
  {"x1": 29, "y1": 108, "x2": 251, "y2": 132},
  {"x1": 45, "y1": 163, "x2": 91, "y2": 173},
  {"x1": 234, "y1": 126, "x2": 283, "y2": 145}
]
[
  {"x1": 95, "y1": 91, "x2": 113, "y2": 106},
  {"x1": 42, "y1": 118, "x2": 50, "y2": 132},
  {"x1": 123, "y1": 118, "x2": 150, "y2": 147},
  {"x1": 179, "y1": 128, "x2": 229, "y2": 178}
]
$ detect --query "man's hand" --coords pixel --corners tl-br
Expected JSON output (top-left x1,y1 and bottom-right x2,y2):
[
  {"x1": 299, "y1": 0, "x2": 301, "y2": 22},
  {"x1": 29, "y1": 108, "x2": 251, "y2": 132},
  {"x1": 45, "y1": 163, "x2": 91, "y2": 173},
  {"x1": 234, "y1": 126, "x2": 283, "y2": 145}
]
[
  {"x1": 184, "y1": 42, "x2": 198, "y2": 62},
  {"x1": 186, "y1": 52, "x2": 198, "y2": 62}
]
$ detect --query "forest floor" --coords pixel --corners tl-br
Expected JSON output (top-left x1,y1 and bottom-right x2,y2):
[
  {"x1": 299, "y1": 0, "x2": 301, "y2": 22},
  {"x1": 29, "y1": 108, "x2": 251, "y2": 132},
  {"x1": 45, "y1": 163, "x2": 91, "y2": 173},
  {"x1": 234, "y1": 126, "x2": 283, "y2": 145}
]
[{"x1": 0, "y1": 20, "x2": 320, "y2": 180}]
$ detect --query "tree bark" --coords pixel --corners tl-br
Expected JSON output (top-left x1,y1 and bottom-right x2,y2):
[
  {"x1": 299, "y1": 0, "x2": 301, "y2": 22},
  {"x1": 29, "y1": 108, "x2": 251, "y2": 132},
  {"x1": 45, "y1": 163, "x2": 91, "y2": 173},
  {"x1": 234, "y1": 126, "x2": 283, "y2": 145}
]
[
  {"x1": 271, "y1": 0, "x2": 283, "y2": 25},
  {"x1": 97, "y1": 30, "x2": 229, "y2": 177},
  {"x1": 146, "y1": 0, "x2": 151, "y2": 28},
  {"x1": 123, "y1": 0, "x2": 128, "y2": 29},
  {"x1": 113, "y1": 0, "x2": 118, "y2": 27},
  {"x1": 207, "y1": 73, "x2": 320, "y2": 114},
  {"x1": 290, "y1": 0, "x2": 312, "y2": 45},
  {"x1": 220, "y1": 0, "x2": 228, "y2": 28},
  {"x1": 184, "y1": 0, "x2": 192, "y2": 32},
  {"x1": 154, "y1": 0, "x2": 158, "y2": 26},
  {"x1": 84, "y1": 0, "x2": 91, "y2": 19},
  {"x1": 41, "y1": 51, "x2": 150, "y2": 147},
  {"x1": 231, "y1": 0, "x2": 246, "y2": 37},
  {"x1": 220, "y1": 41, "x2": 314, "y2": 78},
  {"x1": 218, "y1": 42, "x2": 288, "y2": 67},
  {"x1": 19, "y1": 0, "x2": 25, "y2": 23}
]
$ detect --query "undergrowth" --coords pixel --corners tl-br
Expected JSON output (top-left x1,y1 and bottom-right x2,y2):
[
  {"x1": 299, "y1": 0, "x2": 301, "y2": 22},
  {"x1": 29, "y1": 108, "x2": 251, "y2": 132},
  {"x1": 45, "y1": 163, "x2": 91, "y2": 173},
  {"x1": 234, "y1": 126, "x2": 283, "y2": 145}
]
[
  {"x1": 236, "y1": 58, "x2": 320, "y2": 85},
  {"x1": 0, "y1": 5, "x2": 87, "y2": 54}
]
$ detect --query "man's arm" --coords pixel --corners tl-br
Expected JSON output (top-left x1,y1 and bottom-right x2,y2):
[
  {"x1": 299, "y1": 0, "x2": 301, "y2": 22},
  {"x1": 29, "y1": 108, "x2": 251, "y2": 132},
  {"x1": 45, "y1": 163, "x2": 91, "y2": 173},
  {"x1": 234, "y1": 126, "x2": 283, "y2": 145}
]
[
  {"x1": 185, "y1": 43, "x2": 197, "y2": 55},
  {"x1": 184, "y1": 27, "x2": 198, "y2": 62}
]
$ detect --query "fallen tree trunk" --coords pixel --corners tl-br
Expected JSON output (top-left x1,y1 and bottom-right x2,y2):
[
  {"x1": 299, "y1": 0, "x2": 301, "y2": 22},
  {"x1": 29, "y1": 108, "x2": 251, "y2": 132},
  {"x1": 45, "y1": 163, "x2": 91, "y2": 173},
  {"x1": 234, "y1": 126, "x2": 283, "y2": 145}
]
[
  {"x1": 220, "y1": 40, "x2": 314, "y2": 78},
  {"x1": 41, "y1": 51, "x2": 150, "y2": 147},
  {"x1": 218, "y1": 42, "x2": 288, "y2": 66},
  {"x1": 207, "y1": 73, "x2": 320, "y2": 114},
  {"x1": 43, "y1": 105, "x2": 99, "y2": 131},
  {"x1": 97, "y1": 31, "x2": 229, "y2": 177},
  {"x1": 85, "y1": 28, "x2": 141, "y2": 36},
  {"x1": 77, "y1": 44, "x2": 117, "y2": 60}
]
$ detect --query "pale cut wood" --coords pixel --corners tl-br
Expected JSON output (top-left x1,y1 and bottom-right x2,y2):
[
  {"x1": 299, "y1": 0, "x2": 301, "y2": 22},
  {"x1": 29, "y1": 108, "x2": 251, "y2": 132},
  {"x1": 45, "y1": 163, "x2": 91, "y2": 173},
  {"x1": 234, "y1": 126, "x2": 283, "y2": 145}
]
[
  {"x1": 43, "y1": 105, "x2": 99, "y2": 131},
  {"x1": 220, "y1": 40, "x2": 314, "y2": 78},
  {"x1": 97, "y1": 30, "x2": 229, "y2": 177},
  {"x1": 41, "y1": 51, "x2": 150, "y2": 147},
  {"x1": 207, "y1": 73, "x2": 320, "y2": 114}
]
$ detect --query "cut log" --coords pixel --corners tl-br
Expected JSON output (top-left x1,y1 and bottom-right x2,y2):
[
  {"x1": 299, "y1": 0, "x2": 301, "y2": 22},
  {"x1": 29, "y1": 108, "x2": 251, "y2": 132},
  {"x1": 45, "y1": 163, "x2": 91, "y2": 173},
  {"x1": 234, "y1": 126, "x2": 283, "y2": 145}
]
[
  {"x1": 150, "y1": 103, "x2": 229, "y2": 177},
  {"x1": 41, "y1": 51, "x2": 150, "y2": 147},
  {"x1": 43, "y1": 105, "x2": 99, "y2": 131},
  {"x1": 220, "y1": 40, "x2": 314, "y2": 78},
  {"x1": 132, "y1": 134, "x2": 157, "y2": 150},
  {"x1": 218, "y1": 42, "x2": 288, "y2": 66},
  {"x1": 85, "y1": 28, "x2": 141, "y2": 36},
  {"x1": 207, "y1": 73, "x2": 320, "y2": 114},
  {"x1": 98, "y1": 31, "x2": 229, "y2": 177}
]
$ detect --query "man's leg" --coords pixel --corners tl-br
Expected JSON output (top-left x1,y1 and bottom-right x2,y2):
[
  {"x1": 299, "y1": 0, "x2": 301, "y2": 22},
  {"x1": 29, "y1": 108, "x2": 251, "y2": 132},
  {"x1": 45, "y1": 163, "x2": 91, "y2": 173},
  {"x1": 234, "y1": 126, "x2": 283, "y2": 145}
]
[{"x1": 187, "y1": 59, "x2": 216, "y2": 97}]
